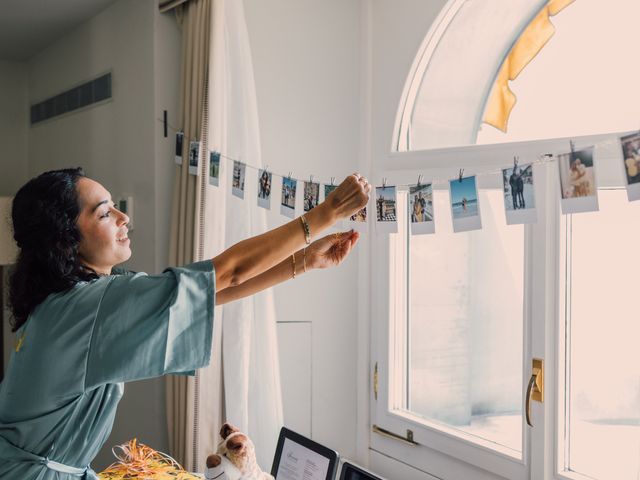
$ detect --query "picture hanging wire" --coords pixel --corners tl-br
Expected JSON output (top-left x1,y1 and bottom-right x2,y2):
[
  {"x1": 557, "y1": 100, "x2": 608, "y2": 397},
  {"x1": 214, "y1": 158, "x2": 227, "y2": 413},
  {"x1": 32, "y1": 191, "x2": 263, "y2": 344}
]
[{"x1": 156, "y1": 114, "x2": 620, "y2": 190}]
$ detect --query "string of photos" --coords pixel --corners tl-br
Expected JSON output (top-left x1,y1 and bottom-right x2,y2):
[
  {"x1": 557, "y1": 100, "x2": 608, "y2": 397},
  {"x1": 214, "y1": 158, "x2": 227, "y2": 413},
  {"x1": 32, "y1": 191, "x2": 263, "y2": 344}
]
[{"x1": 174, "y1": 129, "x2": 640, "y2": 235}]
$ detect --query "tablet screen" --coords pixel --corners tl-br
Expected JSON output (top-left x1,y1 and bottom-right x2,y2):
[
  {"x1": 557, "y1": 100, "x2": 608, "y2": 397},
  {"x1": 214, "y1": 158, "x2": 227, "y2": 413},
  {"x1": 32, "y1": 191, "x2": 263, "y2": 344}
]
[
  {"x1": 271, "y1": 427, "x2": 339, "y2": 480},
  {"x1": 339, "y1": 462, "x2": 384, "y2": 480},
  {"x1": 276, "y1": 438, "x2": 330, "y2": 480}
]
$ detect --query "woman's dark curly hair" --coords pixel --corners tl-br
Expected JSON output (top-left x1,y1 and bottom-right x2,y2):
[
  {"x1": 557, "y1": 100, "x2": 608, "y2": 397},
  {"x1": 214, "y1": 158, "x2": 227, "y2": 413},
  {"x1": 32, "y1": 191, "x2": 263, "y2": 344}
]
[{"x1": 9, "y1": 168, "x2": 99, "y2": 331}]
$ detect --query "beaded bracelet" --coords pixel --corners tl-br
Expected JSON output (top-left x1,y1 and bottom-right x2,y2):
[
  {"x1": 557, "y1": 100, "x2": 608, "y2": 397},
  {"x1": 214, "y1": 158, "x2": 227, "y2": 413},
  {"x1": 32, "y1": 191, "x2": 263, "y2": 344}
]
[{"x1": 300, "y1": 215, "x2": 311, "y2": 244}]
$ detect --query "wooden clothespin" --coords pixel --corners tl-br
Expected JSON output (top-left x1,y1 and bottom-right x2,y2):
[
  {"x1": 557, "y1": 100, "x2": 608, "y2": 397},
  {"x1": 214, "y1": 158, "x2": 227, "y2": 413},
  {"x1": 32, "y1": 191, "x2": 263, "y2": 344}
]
[
  {"x1": 417, "y1": 174, "x2": 423, "y2": 187},
  {"x1": 382, "y1": 177, "x2": 388, "y2": 189},
  {"x1": 330, "y1": 176, "x2": 335, "y2": 186},
  {"x1": 458, "y1": 168, "x2": 464, "y2": 183}
]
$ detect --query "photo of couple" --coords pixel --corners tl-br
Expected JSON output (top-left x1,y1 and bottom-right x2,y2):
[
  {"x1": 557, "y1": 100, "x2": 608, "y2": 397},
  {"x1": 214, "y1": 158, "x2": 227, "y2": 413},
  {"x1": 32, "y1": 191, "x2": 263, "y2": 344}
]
[
  {"x1": 409, "y1": 184, "x2": 433, "y2": 223},
  {"x1": 502, "y1": 163, "x2": 534, "y2": 211}
]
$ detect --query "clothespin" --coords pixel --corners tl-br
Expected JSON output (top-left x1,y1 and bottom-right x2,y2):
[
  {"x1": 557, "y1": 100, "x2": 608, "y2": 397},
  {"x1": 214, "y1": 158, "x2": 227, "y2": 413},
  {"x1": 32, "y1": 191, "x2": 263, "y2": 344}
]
[
  {"x1": 458, "y1": 168, "x2": 464, "y2": 183},
  {"x1": 309, "y1": 174, "x2": 314, "y2": 184},
  {"x1": 382, "y1": 177, "x2": 388, "y2": 189},
  {"x1": 330, "y1": 176, "x2": 335, "y2": 186},
  {"x1": 288, "y1": 171, "x2": 292, "y2": 180},
  {"x1": 264, "y1": 164, "x2": 269, "y2": 174},
  {"x1": 569, "y1": 139, "x2": 577, "y2": 162},
  {"x1": 513, "y1": 156, "x2": 519, "y2": 167},
  {"x1": 417, "y1": 174, "x2": 423, "y2": 187}
]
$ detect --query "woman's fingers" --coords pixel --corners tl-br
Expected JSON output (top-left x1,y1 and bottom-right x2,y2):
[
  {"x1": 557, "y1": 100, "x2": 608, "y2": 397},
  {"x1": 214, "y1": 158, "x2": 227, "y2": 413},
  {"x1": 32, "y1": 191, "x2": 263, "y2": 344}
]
[{"x1": 327, "y1": 174, "x2": 370, "y2": 220}]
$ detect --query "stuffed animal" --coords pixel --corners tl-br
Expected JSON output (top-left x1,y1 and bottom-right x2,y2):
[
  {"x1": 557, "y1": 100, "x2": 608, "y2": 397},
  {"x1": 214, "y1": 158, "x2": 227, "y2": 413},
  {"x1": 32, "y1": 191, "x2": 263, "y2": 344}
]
[{"x1": 205, "y1": 423, "x2": 274, "y2": 480}]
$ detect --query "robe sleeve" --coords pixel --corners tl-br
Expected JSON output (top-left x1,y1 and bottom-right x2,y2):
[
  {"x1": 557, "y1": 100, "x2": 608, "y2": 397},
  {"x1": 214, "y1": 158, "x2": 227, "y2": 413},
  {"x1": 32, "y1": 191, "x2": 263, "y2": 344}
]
[{"x1": 84, "y1": 260, "x2": 216, "y2": 389}]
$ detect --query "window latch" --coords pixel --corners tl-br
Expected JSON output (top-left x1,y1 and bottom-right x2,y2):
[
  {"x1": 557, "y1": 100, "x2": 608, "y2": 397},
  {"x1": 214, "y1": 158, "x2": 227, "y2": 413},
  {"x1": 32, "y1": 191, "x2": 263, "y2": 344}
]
[{"x1": 526, "y1": 358, "x2": 544, "y2": 427}]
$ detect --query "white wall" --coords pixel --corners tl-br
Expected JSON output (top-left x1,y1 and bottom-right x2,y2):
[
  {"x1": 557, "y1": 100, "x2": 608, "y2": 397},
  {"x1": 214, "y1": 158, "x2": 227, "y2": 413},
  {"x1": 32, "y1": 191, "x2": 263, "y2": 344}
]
[
  {"x1": 153, "y1": 9, "x2": 181, "y2": 274},
  {"x1": 0, "y1": 60, "x2": 28, "y2": 196},
  {"x1": 244, "y1": 0, "x2": 363, "y2": 461},
  {"x1": 370, "y1": 0, "x2": 447, "y2": 166},
  {"x1": 25, "y1": 0, "x2": 180, "y2": 470}
]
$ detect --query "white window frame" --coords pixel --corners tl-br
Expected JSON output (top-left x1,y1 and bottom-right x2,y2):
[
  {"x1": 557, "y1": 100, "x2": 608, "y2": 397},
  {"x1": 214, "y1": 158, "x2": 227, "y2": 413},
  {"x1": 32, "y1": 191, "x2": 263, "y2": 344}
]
[{"x1": 369, "y1": 132, "x2": 630, "y2": 480}]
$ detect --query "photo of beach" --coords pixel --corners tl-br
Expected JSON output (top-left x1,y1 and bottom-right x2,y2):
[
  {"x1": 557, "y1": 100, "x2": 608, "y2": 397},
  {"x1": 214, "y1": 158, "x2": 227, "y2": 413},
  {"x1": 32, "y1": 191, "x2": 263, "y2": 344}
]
[{"x1": 449, "y1": 176, "x2": 479, "y2": 219}]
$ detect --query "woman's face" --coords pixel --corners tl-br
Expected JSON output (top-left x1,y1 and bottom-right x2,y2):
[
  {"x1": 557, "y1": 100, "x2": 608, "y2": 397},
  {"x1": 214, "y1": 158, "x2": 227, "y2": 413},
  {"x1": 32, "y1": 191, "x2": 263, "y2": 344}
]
[{"x1": 76, "y1": 177, "x2": 131, "y2": 274}]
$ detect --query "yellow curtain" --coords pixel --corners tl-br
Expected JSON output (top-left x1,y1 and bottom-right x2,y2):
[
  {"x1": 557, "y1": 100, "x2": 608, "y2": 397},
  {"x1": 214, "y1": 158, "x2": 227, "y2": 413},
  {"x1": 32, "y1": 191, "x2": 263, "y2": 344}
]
[{"x1": 482, "y1": 0, "x2": 576, "y2": 132}]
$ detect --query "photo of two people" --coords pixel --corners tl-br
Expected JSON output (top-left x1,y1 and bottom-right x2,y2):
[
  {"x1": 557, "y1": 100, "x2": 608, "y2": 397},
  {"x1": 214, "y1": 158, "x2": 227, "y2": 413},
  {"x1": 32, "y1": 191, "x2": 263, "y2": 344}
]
[
  {"x1": 502, "y1": 163, "x2": 534, "y2": 211},
  {"x1": 257, "y1": 169, "x2": 272, "y2": 209}
]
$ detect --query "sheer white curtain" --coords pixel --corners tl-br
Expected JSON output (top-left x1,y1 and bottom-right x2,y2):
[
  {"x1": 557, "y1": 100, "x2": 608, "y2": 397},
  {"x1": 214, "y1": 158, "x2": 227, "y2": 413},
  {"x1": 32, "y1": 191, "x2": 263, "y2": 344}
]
[{"x1": 200, "y1": 0, "x2": 283, "y2": 470}]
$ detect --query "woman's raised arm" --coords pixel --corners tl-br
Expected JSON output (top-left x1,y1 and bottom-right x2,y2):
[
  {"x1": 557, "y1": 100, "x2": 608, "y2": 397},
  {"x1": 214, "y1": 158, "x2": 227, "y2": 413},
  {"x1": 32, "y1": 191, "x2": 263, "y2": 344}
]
[{"x1": 212, "y1": 174, "x2": 369, "y2": 291}]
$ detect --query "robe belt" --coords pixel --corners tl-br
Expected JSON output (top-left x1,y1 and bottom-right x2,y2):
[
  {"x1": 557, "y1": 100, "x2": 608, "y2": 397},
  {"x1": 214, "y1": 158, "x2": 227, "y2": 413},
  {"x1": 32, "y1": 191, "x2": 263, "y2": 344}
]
[{"x1": 0, "y1": 435, "x2": 98, "y2": 479}]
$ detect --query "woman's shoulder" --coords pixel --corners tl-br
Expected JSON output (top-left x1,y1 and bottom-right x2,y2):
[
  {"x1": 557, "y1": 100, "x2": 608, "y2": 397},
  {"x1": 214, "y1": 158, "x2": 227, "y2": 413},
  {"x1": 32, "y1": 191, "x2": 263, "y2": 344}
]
[{"x1": 35, "y1": 275, "x2": 113, "y2": 313}]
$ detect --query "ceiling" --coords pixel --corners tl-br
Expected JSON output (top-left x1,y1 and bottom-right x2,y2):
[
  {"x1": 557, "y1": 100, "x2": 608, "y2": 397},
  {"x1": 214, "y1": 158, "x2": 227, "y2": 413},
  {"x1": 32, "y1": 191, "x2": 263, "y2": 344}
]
[{"x1": 0, "y1": 0, "x2": 120, "y2": 61}]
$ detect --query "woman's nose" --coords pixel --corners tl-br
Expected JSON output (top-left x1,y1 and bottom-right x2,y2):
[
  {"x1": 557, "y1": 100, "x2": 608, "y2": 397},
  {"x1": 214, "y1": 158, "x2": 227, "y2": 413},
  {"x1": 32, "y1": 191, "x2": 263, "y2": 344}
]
[{"x1": 115, "y1": 207, "x2": 130, "y2": 226}]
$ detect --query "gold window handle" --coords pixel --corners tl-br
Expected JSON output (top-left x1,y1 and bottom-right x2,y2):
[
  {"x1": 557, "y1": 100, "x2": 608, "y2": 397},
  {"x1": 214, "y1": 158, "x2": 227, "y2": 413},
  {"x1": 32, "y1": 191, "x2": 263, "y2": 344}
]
[{"x1": 525, "y1": 358, "x2": 544, "y2": 427}]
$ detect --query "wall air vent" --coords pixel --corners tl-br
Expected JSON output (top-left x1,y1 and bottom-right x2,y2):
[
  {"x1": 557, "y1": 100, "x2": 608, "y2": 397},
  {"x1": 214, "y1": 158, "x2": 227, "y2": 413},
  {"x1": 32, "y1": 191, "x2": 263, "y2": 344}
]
[{"x1": 30, "y1": 73, "x2": 112, "y2": 125}]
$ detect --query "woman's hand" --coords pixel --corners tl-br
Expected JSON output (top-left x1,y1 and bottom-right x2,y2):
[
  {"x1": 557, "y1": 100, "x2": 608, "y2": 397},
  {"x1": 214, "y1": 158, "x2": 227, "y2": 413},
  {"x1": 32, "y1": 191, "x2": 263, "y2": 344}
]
[
  {"x1": 323, "y1": 174, "x2": 371, "y2": 220},
  {"x1": 306, "y1": 230, "x2": 360, "y2": 270}
]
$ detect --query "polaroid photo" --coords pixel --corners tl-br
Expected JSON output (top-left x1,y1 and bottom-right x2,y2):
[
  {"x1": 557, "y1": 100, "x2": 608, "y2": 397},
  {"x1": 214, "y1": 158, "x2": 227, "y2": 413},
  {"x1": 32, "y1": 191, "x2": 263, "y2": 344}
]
[
  {"x1": 557, "y1": 146, "x2": 599, "y2": 214},
  {"x1": 281, "y1": 177, "x2": 297, "y2": 218},
  {"x1": 188, "y1": 141, "x2": 200, "y2": 175},
  {"x1": 620, "y1": 132, "x2": 640, "y2": 201},
  {"x1": 408, "y1": 183, "x2": 435, "y2": 235},
  {"x1": 231, "y1": 160, "x2": 246, "y2": 199},
  {"x1": 449, "y1": 175, "x2": 482, "y2": 233},
  {"x1": 375, "y1": 186, "x2": 398, "y2": 233},
  {"x1": 322, "y1": 184, "x2": 343, "y2": 229},
  {"x1": 257, "y1": 169, "x2": 272, "y2": 210},
  {"x1": 502, "y1": 163, "x2": 537, "y2": 225},
  {"x1": 303, "y1": 181, "x2": 320, "y2": 212},
  {"x1": 209, "y1": 151, "x2": 221, "y2": 187},
  {"x1": 348, "y1": 205, "x2": 368, "y2": 233},
  {"x1": 175, "y1": 131, "x2": 184, "y2": 165},
  {"x1": 323, "y1": 184, "x2": 338, "y2": 202}
]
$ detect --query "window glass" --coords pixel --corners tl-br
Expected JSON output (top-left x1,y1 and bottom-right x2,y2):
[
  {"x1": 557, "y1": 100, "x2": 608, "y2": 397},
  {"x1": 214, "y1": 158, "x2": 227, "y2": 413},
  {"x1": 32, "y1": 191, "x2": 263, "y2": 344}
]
[
  {"x1": 563, "y1": 189, "x2": 640, "y2": 480},
  {"x1": 406, "y1": 189, "x2": 524, "y2": 453},
  {"x1": 477, "y1": 0, "x2": 640, "y2": 145}
]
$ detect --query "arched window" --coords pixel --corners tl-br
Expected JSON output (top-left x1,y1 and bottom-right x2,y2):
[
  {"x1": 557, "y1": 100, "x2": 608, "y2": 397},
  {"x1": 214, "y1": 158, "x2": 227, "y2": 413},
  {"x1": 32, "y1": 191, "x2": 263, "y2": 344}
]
[{"x1": 395, "y1": 0, "x2": 640, "y2": 150}]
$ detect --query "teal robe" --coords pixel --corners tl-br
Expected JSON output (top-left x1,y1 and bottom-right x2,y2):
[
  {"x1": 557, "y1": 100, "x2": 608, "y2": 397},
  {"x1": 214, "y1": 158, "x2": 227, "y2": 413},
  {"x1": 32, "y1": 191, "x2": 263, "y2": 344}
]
[{"x1": 0, "y1": 260, "x2": 216, "y2": 479}]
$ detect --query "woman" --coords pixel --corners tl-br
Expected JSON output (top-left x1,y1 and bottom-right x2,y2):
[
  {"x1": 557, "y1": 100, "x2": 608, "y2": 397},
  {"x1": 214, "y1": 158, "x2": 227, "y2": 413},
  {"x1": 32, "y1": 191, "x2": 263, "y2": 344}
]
[
  {"x1": 0, "y1": 168, "x2": 370, "y2": 479},
  {"x1": 569, "y1": 158, "x2": 592, "y2": 197}
]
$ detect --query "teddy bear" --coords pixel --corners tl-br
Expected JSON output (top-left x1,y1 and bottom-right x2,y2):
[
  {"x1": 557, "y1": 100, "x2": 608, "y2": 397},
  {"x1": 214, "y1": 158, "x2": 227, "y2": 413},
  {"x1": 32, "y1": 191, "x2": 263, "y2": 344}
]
[{"x1": 204, "y1": 423, "x2": 274, "y2": 480}]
